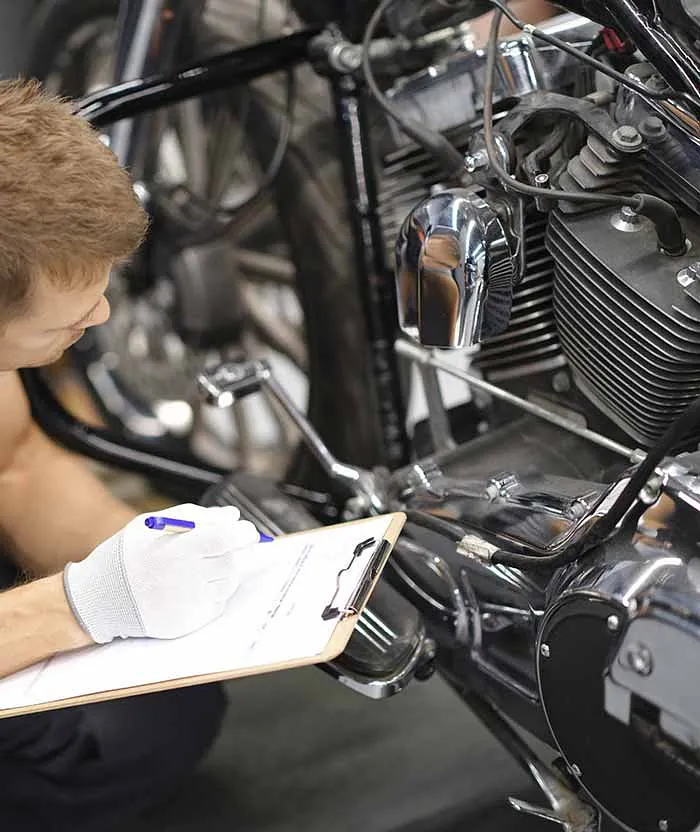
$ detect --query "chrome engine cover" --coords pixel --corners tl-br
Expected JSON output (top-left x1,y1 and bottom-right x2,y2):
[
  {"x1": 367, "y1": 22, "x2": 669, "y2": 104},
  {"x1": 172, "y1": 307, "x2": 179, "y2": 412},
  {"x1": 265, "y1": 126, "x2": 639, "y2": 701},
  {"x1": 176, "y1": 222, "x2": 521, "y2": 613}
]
[
  {"x1": 395, "y1": 423, "x2": 700, "y2": 831},
  {"x1": 537, "y1": 484, "x2": 700, "y2": 832}
]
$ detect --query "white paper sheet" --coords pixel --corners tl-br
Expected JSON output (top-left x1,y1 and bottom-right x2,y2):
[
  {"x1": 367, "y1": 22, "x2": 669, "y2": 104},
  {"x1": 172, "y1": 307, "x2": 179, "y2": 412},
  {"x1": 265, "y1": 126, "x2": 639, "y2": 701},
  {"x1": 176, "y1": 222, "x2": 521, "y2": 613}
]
[{"x1": 0, "y1": 515, "x2": 400, "y2": 713}]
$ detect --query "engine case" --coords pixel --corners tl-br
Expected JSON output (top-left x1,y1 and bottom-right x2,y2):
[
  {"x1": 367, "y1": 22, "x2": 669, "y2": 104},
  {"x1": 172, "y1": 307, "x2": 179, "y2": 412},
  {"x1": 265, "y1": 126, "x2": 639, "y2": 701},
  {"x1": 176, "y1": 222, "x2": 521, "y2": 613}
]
[{"x1": 397, "y1": 422, "x2": 700, "y2": 831}]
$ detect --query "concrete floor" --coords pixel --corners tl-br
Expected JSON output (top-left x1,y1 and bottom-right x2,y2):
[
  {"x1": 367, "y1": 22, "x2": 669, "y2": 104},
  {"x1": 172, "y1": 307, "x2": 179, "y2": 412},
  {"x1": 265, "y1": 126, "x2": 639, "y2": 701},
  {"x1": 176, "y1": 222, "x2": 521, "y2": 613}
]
[
  {"x1": 131, "y1": 668, "x2": 544, "y2": 832},
  {"x1": 0, "y1": 6, "x2": 546, "y2": 831}
]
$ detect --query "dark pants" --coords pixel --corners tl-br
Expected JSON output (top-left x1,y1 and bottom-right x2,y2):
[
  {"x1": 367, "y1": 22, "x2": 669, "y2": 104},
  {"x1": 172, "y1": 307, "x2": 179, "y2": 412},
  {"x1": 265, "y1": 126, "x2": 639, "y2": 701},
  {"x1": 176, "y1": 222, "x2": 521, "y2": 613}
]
[{"x1": 0, "y1": 559, "x2": 227, "y2": 831}]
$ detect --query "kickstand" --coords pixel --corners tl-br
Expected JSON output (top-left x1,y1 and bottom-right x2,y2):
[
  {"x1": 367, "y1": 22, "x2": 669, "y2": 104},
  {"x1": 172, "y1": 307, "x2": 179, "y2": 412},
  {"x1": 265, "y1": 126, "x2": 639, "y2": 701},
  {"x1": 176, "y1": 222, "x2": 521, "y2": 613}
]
[{"x1": 460, "y1": 690, "x2": 600, "y2": 832}]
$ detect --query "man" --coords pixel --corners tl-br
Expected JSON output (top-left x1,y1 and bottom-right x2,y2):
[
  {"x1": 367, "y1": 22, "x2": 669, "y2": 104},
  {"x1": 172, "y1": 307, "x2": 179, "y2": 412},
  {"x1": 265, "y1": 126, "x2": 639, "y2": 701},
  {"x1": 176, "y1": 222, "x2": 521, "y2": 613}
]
[{"x1": 0, "y1": 78, "x2": 257, "y2": 830}]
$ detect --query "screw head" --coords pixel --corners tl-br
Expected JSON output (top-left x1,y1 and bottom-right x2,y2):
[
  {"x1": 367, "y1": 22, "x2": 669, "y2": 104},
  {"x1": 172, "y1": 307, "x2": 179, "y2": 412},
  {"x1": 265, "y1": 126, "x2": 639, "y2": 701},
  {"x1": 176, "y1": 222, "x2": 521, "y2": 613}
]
[
  {"x1": 540, "y1": 643, "x2": 550, "y2": 658},
  {"x1": 639, "y1": 116, "x2": 666, "y2": 142},
  {"x1": 619, "y1": 125, "x2": 638, "y2": 141},
  {"x1": 612, "y1": 125, "x2": 643, "y2": 150},
  {"x1": 607, "y1": 614, "x2": 620, "y2": 632},
  {"x1": 464, "y1": 149, "x2": 489, "y2": 173},
  {"x1": 535, "y1": 172, "x2": 550, "y2": 187},
  {"x1": 627, "y1": 643, "x2": 654, "y2": 676}
]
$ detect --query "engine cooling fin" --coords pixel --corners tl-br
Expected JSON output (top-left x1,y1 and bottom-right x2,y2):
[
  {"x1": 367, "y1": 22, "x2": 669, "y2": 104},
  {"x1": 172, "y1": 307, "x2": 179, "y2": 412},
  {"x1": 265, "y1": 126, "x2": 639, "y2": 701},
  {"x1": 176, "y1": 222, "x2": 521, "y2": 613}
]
[{"x1": 547, "y1": 209, "x2": 700, "y2": 447}]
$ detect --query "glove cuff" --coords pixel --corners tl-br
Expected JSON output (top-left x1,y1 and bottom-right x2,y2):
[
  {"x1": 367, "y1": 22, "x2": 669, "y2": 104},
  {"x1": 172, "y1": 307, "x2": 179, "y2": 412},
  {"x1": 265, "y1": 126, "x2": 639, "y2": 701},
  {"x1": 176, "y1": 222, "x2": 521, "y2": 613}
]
[{"x1": 63, "y1": 538, "x2": 146, "y2": 644}]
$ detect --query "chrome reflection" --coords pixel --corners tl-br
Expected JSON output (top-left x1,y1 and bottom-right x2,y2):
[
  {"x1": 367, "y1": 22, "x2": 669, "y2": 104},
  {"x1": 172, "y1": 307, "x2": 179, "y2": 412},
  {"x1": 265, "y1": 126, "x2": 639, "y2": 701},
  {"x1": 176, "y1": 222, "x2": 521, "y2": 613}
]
[{"x1": 394, "y1": 188, "x2": 515, "y2": 348}]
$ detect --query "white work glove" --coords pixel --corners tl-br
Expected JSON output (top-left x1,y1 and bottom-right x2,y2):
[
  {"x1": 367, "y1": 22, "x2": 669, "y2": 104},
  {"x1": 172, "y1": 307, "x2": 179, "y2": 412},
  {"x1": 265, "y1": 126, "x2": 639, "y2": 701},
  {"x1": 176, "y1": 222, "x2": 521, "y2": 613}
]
[{"x1": 63, "y1": 504, "x2": 259, "y2": 643}]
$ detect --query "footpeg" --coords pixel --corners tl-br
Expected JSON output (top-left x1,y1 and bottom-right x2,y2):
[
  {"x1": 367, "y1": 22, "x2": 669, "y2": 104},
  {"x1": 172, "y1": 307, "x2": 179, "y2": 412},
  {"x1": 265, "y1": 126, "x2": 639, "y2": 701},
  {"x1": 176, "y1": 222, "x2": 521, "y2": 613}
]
[
  {"x1": 198, "y1": 360, "x2": 385, "y2": 513},
  {"x1": 508, "y1": 757, "x2": 600, "y2": 831}
]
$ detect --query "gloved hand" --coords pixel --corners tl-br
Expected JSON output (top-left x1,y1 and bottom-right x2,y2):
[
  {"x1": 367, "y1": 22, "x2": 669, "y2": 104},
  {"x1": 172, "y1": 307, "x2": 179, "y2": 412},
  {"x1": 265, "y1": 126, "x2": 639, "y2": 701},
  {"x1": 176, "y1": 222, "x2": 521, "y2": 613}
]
[{"x1": 63, "y1": 504, "x2": 259, "y2": 643}]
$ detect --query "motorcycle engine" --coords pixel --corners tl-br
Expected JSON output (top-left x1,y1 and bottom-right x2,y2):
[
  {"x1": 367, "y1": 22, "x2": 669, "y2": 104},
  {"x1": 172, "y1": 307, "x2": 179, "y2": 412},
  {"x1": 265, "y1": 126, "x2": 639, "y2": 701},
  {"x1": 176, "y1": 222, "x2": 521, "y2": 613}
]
[
  {"x1": 382, "y1": 14, "x2": 700, "y2": 831},
  {"x1": 379, "y1": 20, "x2": 700, "y2": 449}
]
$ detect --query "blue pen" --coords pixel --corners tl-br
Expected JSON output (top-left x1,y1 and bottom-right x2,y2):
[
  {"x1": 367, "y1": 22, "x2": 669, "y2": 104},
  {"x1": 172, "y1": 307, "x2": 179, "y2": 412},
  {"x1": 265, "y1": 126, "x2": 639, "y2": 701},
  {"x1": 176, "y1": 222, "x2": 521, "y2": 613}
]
[
  {"x1": 144, "y1": 516, "x2": 195, "y2": 531},
  {"x1": 144, "y1": 515, "x2": 274, "y2": 541}
]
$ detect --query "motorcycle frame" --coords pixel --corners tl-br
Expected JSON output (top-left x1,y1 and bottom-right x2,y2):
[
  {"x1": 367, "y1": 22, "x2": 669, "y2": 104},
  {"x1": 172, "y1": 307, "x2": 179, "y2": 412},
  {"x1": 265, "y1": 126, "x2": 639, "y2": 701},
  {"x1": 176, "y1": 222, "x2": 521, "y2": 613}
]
[{"x1": 20, "y1": 17, "x2": 412, "y2": 494}]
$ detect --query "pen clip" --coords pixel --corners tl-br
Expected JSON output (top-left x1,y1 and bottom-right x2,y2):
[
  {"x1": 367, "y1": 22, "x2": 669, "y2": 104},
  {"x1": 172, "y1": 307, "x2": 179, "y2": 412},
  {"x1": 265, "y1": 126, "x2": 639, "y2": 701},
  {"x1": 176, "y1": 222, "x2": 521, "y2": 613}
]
[{"x1": 322, "y1": 537, "x2": 389, "y2": 621}]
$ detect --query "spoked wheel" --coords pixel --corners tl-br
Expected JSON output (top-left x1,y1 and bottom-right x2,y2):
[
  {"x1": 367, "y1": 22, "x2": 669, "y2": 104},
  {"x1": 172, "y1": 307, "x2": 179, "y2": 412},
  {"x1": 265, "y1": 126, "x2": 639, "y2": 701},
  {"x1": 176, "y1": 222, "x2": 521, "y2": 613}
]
[{"x1": 25, "y1": 0, "x2": 386, "y2": 489}]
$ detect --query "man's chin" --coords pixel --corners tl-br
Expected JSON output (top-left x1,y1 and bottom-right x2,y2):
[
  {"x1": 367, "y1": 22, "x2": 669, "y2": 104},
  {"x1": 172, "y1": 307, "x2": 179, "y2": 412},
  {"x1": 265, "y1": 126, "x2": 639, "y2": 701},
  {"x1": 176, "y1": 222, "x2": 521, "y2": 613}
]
[{"x1": 23, "y1": 348, "x2": 67, "y2": 369}]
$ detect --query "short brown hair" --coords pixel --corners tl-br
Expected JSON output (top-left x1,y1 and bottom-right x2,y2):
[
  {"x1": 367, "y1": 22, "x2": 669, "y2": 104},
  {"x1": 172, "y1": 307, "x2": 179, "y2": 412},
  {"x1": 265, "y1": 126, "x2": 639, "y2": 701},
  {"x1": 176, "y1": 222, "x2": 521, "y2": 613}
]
[{"x1": 0, "y1": 78, "x2": 148, "y2": 319}]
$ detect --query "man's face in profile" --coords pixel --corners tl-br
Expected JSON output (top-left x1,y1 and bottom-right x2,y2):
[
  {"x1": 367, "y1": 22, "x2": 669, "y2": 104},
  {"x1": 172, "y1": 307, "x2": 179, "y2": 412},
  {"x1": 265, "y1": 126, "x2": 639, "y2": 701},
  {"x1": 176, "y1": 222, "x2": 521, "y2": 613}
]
[{"x1": 0, "y1": 270, "x2": 111, "y2": 371}]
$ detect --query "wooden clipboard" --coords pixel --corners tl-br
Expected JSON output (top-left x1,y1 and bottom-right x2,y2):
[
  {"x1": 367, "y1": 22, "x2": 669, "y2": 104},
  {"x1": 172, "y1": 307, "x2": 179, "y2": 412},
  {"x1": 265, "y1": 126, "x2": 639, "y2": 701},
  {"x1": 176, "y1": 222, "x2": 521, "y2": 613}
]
[{"x1": 0, "y1": 512, "x2": 406, "y2": 718}]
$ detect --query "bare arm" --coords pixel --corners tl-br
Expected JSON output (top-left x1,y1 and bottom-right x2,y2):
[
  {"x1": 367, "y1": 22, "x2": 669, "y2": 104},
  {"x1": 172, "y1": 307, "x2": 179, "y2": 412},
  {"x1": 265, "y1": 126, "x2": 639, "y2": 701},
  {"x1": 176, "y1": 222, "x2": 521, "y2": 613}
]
[
  {"x1": 0, "y1": 573, "x2": 92, "y2": 678},
  {"x1": 469, "y1": 0, "x2": 559, "y2": 45},
  {"x1": 0, "y1": 372, "x2": 136, "y2": 576}
]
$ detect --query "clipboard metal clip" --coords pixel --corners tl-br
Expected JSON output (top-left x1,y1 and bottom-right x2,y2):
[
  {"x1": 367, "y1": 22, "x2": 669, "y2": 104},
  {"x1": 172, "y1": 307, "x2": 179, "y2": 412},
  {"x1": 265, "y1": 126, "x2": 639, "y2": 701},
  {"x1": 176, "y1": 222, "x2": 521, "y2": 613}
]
[{"x1": 322, "y1": 537, "x2": 392, "y2": 621}]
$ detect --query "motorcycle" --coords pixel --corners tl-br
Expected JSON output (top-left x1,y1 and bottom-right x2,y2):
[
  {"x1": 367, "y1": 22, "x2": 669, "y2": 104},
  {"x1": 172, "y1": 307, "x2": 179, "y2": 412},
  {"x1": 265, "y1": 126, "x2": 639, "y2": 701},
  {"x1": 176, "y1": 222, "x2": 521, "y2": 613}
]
[{"x1": 21, "y1": 0, "x2": 700, "y2": 829}]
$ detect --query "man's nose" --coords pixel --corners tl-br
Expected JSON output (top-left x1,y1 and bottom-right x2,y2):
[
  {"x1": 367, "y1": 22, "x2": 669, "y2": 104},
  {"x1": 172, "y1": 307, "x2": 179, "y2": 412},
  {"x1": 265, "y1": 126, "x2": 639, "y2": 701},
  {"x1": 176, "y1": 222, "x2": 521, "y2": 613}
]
[{"x1": 87, "y1": 296, "x2": 111, "y2": 328}]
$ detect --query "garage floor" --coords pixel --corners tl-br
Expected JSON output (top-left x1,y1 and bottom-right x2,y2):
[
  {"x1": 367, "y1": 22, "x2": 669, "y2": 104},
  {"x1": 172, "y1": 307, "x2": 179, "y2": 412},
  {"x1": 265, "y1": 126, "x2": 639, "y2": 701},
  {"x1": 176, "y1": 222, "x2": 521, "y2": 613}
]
[{"x1": 131, "y1": 668, "x2": 544, "y2": 832}]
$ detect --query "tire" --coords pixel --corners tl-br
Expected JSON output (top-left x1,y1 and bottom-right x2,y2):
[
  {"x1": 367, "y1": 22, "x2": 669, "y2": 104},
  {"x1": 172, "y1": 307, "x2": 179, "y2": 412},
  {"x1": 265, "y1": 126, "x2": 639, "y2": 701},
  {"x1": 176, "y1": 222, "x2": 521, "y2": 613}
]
[{"x1": 24, "y1": 0, "x2": 388, "y2": 491}]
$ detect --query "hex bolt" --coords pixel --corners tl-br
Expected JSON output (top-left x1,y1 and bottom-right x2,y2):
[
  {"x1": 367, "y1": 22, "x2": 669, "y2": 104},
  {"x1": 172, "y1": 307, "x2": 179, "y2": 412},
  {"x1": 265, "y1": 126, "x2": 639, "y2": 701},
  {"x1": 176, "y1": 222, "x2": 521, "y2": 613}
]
[
  {"x1": 607, "y1": 614, "x2": 620, "y2": 632},
  {"x1": 612, "y1": 125, "x2": 643, "y2": 150},
  {"x1": 639, "y1": 116, "x2": 666, "y2": 142},
  {"x1": 540, "y1": 643, "x2": 550, "y2": 658},
  {"x1": 627, "y1": 643, "x2": 653, "y2": 676},
  {"x1": 465, "y1": 148, "x2": 489, "y2": 173}
]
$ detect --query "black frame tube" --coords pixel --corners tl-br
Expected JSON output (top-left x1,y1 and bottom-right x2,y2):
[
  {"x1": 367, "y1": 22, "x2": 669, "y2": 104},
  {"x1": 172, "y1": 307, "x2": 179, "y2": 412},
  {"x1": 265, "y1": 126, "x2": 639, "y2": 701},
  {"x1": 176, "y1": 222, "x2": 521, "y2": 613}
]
[
  {"x1": 332, "y1": 75, "x2": 410, "y2": 469},
  {"x1": 75, "y1": 28, "x2": 321, "y2": 128},
  {"x1": 20, "y1": 369, "x2": 225, "y2": 491}
]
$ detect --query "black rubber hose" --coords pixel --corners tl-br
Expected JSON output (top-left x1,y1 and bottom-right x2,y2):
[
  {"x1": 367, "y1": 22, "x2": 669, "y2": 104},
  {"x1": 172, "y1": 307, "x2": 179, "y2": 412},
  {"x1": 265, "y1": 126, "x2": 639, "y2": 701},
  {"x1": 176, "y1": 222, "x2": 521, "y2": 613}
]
[{"x1": 404, "y1": 509, "x2": 467, "y2": 542}]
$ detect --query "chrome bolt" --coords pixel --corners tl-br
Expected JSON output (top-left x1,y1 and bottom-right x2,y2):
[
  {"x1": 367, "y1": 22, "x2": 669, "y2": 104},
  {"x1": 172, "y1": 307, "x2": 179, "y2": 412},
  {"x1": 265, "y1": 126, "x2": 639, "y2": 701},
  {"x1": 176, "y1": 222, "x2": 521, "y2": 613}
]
[
  {"x1": 535, "y1": 172, "x2": 550, "y2": 187},
  {"x1": 607, "y1": 614, "x2": 620, "y2": 632},
  {"x1": 570, "y1": 764, "x2": 582, "y2": 777},
  {"x1": 640, "y1": 474, "x2": 662, "y2": 505},
  {"x1": 464, "y1": 149, "x2": 489, "y2": 173},
  {"x1": 658, "y1": 820, "x2": 669, "y2": 832},
  {"x1": 612, "y1": 125, "x2": 643, "y2": 149},
  {"x1": 627, "y1": 643, "x2": 654, "y2": 676},
  {"x1": 540, "y1": 643, "x2": 550, "y2": 658},
  {"x1": 620, "y1": 205, "x2": 639, "y2": 221}
]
